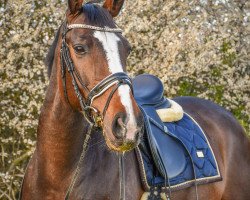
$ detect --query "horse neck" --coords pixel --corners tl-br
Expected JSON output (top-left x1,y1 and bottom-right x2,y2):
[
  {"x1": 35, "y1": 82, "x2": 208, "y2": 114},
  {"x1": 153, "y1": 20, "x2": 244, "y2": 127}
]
[
  {"x1": 33, "y1": 70, "x2": 141, "y2": 197},
  {"x1": 34, "y1": 56, "x2": 140, "y2": 195},
  {"x1": 35, "y1": 75, "x2": 122, "y2": 190},
  {"x1": 35, "y1": 64, "x2": 89, "y2": 184}
]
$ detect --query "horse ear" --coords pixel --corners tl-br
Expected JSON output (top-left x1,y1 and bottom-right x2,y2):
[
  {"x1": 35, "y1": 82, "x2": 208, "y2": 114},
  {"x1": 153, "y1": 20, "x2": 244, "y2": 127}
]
[
  {"x1": 68, "y1": 0, "x2": 84, "y2": 14},
  {"x1": 103, "y1": 0, "x2": 125, "y2": 17}
]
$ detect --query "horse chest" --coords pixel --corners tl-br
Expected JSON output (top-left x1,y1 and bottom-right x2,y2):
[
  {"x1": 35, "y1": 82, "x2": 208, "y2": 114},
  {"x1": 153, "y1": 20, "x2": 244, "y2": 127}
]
[{"x1": 68, "y1": 147, "x2": 143, "y2": 200}]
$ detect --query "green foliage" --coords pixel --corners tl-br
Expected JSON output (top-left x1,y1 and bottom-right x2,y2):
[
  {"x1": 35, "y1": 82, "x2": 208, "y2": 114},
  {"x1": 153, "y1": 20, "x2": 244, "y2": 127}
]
[
  {"x1": 220, "y1": 40, "x2": 237, "y2": 67},
  {"x1": 174, "y1": 38, "x2": 249, "y2": 135},
  {"x1": 176, "y1": 73, "x2": 249, "y2": 136},
  {"x1": 232, "y1": 105, "x2": 250, "y2": 135},
  {"x1": 177, "y1": 78, "x2": 198, "y2": 97}
]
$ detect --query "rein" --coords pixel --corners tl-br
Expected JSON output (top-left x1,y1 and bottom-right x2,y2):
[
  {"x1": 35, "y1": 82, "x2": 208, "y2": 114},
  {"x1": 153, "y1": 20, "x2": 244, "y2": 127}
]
[{"x1": 60, "y1": 21, "x2": 130, "y2": 200}]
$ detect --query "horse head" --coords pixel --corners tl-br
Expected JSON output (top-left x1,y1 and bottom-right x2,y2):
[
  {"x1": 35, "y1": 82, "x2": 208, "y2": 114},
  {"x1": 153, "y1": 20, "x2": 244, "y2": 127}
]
[{"x1": 54, "y1": 0, "x2": 143, "y2": 152}]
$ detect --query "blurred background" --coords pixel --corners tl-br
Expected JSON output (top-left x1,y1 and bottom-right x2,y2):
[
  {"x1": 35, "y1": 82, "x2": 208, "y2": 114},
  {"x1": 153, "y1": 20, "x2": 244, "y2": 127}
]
[{"x1": 0, "y1": 0, "x2": 249, "y2": 199}]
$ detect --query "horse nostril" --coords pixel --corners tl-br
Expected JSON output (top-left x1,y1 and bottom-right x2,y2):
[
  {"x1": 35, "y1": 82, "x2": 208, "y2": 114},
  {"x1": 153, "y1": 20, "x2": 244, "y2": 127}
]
[
  {"x1": 112, "y1": 115, "x2": 127, "y2": 140},
  {"x1": 117, "y1": 118, "x2": 126, "y2": 130}
]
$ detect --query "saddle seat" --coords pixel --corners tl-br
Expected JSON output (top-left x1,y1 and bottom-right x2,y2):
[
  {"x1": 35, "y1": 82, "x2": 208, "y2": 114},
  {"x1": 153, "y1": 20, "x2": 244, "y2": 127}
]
[
  {"x1": 133, "y1": 74, "x2": 186, "y2": 179},
  {"x1": 133, "y1": 74, "x2": 170, "y2": 107}
]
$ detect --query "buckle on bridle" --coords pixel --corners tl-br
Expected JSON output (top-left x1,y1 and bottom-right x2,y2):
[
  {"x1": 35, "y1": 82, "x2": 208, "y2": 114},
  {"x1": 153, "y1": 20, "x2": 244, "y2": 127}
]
[
  {"x1": 93, "y1": 115, "x2": 103, "y2": 128},
  {"x1": 82, "y1": 106, "x2": 103, "y2": 127}
]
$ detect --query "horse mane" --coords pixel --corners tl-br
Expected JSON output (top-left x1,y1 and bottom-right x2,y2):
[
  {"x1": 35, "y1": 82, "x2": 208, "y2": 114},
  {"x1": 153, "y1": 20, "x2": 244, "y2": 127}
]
[
  {"x1": 45, "y1": 3, "x2": 116, "y2": 78},
  {"x1": 45, "y1": 26, "x2": 61, "y2": 78}
]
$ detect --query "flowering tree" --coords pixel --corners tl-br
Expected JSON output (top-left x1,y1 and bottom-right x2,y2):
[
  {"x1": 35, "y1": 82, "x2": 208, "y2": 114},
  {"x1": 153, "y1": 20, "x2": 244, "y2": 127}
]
[{"x1": 0, "y1": 0, "x2": 249, "y2": 199}]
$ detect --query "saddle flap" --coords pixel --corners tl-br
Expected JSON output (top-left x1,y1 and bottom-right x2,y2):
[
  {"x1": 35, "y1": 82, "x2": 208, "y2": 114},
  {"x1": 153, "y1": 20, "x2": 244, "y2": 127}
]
[{"x1": 141, "y1": 105, "x2": 187, "y2": 179}]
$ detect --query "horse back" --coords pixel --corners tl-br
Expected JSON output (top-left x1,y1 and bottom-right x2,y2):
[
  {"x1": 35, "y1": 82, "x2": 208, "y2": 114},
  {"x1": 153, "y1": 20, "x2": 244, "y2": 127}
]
[{"x1": 174, "y1": 96, "x2": 250, "y2": 200}]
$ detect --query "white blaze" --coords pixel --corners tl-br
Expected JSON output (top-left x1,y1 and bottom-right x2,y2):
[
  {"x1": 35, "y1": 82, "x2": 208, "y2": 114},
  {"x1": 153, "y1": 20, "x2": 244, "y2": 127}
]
[{"x1": 94, "y1": 31, "x2": 137, "y2": 139}]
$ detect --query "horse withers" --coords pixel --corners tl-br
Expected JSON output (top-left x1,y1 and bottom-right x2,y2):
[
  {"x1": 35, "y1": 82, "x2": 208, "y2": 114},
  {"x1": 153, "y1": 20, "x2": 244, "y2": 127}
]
[{"x1": 20, "y1": 0, "x2": 250, "y2": 199}]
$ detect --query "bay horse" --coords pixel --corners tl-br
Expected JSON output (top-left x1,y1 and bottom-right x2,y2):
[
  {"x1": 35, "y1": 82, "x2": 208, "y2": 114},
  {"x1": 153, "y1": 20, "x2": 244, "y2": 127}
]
[{"x1": 20, "y1": 0, "x2": 250, "y2": 199}]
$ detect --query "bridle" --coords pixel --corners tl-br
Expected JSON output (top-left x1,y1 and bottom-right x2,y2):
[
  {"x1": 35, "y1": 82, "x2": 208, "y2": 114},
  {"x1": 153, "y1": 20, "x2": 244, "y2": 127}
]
[
  {"x1": 60, "y1": 21, "x2": 130, "y2": 200},
  {"x1": 61, "y1": 22, "x2": 132, "y2": 127}
]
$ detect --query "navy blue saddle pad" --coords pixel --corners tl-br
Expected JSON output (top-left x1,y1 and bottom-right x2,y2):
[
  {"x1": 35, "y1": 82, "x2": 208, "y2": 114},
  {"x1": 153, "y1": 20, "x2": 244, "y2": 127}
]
[{"x1": 132, "y1": 74, "x2": 222, "y2": 191}]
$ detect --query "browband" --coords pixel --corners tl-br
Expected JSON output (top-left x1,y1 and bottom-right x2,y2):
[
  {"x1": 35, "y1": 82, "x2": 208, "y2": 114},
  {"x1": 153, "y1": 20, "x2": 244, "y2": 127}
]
[{"x1": 67, "y1": 24, "x2": 123, "y2": 32}]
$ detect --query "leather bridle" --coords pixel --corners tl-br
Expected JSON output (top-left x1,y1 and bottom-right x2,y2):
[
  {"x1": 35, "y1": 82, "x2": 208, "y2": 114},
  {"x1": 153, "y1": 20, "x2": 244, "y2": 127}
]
[
  {"x1": 61, "y1": 21, "x2": 130, "y2": 200},
  {"x1": 60, "y1": 21, "x2": 133, "y2": 127}
]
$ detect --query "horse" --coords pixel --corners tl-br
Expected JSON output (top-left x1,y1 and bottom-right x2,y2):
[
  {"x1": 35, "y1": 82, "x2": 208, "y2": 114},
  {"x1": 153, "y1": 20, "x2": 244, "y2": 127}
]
[{"x1": 20, "y1": 0, "x2": 250, "y2": 199}]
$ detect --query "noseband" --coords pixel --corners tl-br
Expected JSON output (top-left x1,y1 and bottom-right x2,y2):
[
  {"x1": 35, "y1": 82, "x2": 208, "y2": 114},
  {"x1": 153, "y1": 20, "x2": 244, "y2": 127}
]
[
  {"x1": 61, "y1": 22, "x2": 130, "y2": 200},
  {"x1": 60, "y1": 22, "x2": 132, "y2": 127}
]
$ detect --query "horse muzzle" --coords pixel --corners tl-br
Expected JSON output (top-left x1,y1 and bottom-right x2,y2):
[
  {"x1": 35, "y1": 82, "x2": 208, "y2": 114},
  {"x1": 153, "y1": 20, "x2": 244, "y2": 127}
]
[{"x1": 104, "y1": 113, "x2": 143, "y2": 152}]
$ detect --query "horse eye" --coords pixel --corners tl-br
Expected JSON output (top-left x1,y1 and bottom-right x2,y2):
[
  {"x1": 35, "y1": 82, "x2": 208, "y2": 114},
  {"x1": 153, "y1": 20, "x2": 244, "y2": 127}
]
[{"x1": 73, "y1": 45, "x2": 88, "y2": 55}]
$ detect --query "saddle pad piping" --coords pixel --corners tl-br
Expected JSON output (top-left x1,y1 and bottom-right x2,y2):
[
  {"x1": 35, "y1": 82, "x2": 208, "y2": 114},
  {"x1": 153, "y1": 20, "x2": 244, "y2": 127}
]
[
  {"x1": 136, "y1": 147, "x2": 222, "y2": 192},
  {"x1": 135, "y1": 147, "x2": 151, "y2": 190}
]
